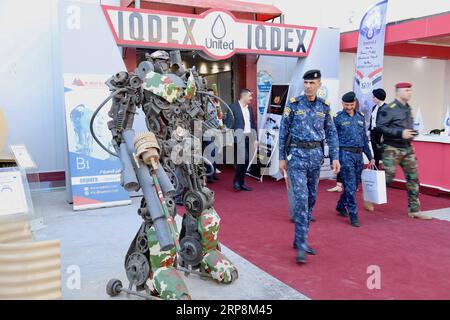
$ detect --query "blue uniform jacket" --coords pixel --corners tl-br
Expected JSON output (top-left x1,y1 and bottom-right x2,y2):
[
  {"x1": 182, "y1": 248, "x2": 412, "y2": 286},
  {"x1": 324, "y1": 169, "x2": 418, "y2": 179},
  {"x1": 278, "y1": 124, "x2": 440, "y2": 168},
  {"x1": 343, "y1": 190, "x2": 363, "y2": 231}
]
[
  {"x1": 279, "y1": 95, "x2": 339, "y2": 161},
  {"x1": 334, "y1": 110, "x2": 373, "y2": 161}
]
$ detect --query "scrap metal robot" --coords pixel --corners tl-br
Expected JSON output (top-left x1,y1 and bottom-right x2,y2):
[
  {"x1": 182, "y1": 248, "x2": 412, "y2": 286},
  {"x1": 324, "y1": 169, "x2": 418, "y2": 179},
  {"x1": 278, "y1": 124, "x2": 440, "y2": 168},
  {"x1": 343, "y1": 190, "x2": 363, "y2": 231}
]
[{"x1": 90, "y1": 50, "x2": 238, "y2": 300}]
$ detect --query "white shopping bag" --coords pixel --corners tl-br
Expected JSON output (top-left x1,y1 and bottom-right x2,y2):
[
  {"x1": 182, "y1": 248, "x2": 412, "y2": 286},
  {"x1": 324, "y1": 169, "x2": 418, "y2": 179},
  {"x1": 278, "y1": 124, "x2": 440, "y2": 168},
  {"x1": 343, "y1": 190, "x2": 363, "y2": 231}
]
[{"x1": 361, "y1": 167, "x2": 387, "y2": 204}]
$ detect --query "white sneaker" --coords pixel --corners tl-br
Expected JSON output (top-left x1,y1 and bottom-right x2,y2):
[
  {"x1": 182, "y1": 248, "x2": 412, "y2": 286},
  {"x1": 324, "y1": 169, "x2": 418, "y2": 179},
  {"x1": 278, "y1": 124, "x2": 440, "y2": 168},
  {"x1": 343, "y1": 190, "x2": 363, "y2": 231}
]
[
  {"x1": 215, "y1": 169, "x2": 222, "y2": 174},
  {"x1": 364, "y1": 201, "x2": 374, "y2": 212},
  {"x1": 327, "y1": 184, "x2": 343, "y2": 192}
]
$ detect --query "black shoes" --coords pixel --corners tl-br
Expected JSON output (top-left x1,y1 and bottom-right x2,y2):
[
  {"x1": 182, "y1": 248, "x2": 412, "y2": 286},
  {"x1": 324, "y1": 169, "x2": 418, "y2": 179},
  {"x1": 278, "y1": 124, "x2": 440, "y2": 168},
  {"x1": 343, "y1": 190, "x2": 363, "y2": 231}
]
[
  {"x1": 305, "y1": 244, "x2": 317, "y2": 255},
  {"x1": 293, "y1": 242, "x2": 316, "y2": 255},
  {"x1": 234, "y1": 182, "x2": 252, "y2": 191},
  {"x1": 336, "y1": 207, "x2": 348, "y2": 217},
  {"x1": 350, "y1": 216, "x2": 360, "y2": 227},
  {"x1": 296, "y1": 250, "x2": 307, "y2": 264}
]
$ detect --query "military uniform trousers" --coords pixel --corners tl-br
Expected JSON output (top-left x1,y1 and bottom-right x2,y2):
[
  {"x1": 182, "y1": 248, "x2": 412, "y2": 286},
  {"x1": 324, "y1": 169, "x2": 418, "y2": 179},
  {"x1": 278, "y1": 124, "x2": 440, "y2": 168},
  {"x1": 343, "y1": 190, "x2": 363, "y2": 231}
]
[
  {"x1": 336, "y1": 150, "x2": 364, "y2": 219},
  {"x1": 382, "y1": 144, "x2": 420, "y2": 213},
  {"x1": 287, "y1": 147, "x2": 323, "y2": 251}
]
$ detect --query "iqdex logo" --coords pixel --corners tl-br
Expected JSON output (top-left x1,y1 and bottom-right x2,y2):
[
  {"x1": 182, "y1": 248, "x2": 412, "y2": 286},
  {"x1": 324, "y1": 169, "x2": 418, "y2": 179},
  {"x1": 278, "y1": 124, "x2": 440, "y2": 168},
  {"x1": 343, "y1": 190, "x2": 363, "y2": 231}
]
[{"x1": 103, "y1": 6, "x2": 317, "y2": 59}]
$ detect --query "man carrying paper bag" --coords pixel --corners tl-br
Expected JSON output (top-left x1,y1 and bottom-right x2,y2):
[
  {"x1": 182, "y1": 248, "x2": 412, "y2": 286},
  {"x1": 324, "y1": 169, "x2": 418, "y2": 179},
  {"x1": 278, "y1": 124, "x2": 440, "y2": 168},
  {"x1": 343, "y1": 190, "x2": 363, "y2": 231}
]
[{"x1": 334, "y1": 92, "x2": 375, "y2": 227}]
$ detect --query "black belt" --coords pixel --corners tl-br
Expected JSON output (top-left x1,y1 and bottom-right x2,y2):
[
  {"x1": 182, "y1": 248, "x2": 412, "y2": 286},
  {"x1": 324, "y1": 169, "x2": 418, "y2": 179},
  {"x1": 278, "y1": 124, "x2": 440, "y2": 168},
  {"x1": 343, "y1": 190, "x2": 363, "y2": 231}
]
[
  {"x1": 341, "y1": 146, "x2": 362, "y2": 154},
  {"x1": 290, "y1": 141, "x2": 322, "y2": 149}
]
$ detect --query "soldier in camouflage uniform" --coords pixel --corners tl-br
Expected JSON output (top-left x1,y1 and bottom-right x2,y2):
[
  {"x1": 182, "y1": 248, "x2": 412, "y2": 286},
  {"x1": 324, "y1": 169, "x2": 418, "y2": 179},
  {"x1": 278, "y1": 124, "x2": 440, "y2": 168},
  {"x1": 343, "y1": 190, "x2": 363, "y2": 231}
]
[
  {"x1": 334, "y1": 92, "x2": 375, "y2": 227},
  {"x1": 376, "y1": 82, "x2": 431, "y2": 219},
  {"x1": 279, "y1": 69, "x2": 341, "y2": 264}
]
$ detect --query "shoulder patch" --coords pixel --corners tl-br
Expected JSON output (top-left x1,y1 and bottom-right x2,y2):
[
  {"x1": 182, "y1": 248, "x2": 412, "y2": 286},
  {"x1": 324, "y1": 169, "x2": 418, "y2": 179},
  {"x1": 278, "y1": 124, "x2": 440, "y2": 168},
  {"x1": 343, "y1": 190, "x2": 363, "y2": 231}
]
[
  {"x1": 283, "y1": 107, "x2": 291, "y2": 118},
  {"x1": 290, "y1": 97, "x2": 296, "y2": 103}
]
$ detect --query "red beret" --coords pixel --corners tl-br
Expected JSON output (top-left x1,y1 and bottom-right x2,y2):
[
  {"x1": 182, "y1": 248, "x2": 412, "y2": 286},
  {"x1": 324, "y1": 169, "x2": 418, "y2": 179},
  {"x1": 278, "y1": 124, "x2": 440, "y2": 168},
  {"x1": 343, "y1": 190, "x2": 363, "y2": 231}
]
[{"x1": 395, "y1": 82, "x2": 412, "y2": 89}]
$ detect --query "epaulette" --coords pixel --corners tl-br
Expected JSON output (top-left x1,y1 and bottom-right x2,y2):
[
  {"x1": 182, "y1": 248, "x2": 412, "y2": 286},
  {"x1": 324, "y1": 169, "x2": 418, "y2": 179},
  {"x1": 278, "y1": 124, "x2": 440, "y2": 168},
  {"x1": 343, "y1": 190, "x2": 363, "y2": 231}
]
[
  {"x1": 358, "y1": 111, "x2": 365, "y2": 117},
  {"x1": 283, "y1": 106, "x2": 291, "y2": 118},
  {"x1": 289, "y1": 96, "x2": 296, "y2": 103},
  {"x1": 325, "y1": 100, "x2": 331, "y2": 106},
  {"x1": 389, "y1": 103, "x2": 396, "y2": 109}
]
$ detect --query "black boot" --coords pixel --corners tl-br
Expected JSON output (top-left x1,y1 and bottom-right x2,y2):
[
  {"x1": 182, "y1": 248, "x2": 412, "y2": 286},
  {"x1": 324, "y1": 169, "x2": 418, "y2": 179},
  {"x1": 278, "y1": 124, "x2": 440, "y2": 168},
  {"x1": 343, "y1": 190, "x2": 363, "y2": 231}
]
[
  {"x1": 350, "y1": 216, "x2": 360, "y2": 227},
  {"x1": 305, "y1": 244, "x2": 316, "y2": 255},
  {"x1": 336, "y1": 207, "x2": 348, "y2": 217},
  {"x1": 293, "y1": 242, "x2": 316, "y2": 255},
  {"x1": 296, "y1": 250, "x2": 307, "y2": 264}
]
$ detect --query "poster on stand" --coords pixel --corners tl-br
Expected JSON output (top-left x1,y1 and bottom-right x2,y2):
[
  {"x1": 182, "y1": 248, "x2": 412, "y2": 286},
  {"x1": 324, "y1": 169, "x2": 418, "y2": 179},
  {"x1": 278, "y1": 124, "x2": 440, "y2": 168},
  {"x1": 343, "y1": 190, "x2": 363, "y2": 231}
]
[
  {"x1": 256, "y1": 84, "x2": 290, "y2": 179},
  {"x1": 64, "y1": 74, "x2": 131, "y2": 210}
]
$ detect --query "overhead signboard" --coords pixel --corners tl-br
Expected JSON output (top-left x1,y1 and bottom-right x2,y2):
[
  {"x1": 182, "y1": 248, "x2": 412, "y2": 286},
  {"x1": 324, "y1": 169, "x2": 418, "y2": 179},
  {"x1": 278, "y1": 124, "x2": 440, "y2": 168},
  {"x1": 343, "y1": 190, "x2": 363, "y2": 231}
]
[{"x1": 102, "y1": 6, "x2": 317, "y2": 59}]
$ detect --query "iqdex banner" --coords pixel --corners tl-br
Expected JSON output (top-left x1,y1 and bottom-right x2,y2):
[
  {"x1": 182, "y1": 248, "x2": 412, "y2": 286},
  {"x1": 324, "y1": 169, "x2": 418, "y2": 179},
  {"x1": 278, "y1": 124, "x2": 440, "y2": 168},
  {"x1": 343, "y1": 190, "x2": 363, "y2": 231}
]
[
  {"x1": 102, "y1": 6, "x2": 317, "y2": 59},
  {"x1": 353, "y1": 0, "x2": 388, "y2": 121}
]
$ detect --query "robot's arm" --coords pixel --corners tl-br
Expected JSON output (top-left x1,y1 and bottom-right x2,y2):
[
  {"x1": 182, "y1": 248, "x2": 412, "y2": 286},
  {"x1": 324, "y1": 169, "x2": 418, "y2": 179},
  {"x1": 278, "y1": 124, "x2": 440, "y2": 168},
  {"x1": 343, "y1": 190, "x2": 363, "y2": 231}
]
[{"x1": 90, "y1": 71, "x2": 179, "y2": 252}]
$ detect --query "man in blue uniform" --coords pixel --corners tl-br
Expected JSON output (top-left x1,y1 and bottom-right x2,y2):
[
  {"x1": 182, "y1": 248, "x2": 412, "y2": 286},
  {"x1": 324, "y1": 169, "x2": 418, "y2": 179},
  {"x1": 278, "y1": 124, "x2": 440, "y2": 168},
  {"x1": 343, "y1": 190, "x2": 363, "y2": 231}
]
[
  {"x1": 334, "y1": 92, "x2": 375, "y2": 227},
  {"x1": 279, "y1": 69, "x2": 340, "y2": 264}
]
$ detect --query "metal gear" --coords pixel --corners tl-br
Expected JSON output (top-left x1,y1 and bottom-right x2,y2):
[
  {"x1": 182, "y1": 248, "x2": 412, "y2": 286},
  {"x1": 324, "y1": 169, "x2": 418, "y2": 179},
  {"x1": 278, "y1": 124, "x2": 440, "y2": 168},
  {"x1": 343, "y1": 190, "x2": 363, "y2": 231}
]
[
  {"x1": 125, "y1": 252, "x2": 150, "y2": 287},
  {"x1": 179, "y1": 236, "x2": 203, "y2": 266}
]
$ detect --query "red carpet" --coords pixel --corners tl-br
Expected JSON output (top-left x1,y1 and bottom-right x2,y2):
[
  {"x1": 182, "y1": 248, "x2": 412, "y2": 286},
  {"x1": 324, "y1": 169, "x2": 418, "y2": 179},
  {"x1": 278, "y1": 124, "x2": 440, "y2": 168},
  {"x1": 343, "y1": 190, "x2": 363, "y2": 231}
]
[{"x1": 208, "y1": 166, "x2": 450, "y2": 300}]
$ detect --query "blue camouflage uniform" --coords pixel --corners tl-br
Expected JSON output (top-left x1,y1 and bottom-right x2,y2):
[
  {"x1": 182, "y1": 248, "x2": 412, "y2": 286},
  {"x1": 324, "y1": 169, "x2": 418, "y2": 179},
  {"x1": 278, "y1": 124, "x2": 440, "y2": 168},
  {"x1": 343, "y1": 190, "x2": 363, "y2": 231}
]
[
  {"x1": 279, "y1": 95, "x2": 339, "y2": 251},
  {"x1": 334, "y1": 110, "x2": 373, "y2": 220}
]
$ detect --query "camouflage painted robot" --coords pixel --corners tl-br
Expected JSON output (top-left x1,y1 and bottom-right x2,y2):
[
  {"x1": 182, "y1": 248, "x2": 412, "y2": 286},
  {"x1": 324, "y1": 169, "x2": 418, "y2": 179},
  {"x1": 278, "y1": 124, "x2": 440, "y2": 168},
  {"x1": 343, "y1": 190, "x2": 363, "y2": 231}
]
[{"x1": 91, "y1": 50, "x2": 238, "y2": 300}]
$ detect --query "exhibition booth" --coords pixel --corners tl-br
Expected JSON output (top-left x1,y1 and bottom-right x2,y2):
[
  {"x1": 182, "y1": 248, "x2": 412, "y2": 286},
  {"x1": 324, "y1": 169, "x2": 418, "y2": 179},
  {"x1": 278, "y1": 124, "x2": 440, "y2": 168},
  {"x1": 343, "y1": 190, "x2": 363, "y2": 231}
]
[
  {"x1": 341, "y1": 12, "x2": 450, "y2": 193},
  {"x1": 59, "y1": 1, "x2": 340, "y2": 209}
]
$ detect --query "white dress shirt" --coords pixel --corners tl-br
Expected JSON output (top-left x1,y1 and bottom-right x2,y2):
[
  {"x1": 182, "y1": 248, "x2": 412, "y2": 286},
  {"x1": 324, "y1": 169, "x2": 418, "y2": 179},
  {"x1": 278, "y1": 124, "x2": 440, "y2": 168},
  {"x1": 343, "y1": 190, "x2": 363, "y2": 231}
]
[
  {"x1": 239, "y1": 101, "x2": 251, "y2": 134},
  {"x1": 371, "y1": 103, "x2": 383, "y2": 130}
]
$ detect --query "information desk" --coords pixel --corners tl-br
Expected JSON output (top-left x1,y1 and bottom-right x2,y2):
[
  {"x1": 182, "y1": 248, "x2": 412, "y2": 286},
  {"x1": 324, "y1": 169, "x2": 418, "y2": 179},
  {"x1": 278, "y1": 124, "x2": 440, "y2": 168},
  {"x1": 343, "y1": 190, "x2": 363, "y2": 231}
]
[{"x1": 394, "y1": 135, "x2": 450, "y2": 193}]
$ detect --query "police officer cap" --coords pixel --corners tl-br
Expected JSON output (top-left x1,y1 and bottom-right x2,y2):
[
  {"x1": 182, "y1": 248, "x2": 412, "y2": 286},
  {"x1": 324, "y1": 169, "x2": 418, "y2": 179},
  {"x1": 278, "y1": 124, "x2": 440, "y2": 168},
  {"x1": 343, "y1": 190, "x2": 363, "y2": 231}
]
[
  {"x1": 372, "y1": 88, "x2": 386, "y2": 101},
  {"x1": 303, "y1": 69, "x2": 321, "y2": 80},
  {"x1": 342, "y1": 91, "x2": 356, "y2": 103}
]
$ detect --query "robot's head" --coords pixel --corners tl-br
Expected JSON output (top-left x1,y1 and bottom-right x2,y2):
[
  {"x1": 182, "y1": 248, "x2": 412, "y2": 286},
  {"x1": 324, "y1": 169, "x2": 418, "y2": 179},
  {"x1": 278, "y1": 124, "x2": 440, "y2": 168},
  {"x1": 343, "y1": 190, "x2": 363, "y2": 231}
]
[{"x1": 150, "y1": 50, "x2": 170, "y2": 61}]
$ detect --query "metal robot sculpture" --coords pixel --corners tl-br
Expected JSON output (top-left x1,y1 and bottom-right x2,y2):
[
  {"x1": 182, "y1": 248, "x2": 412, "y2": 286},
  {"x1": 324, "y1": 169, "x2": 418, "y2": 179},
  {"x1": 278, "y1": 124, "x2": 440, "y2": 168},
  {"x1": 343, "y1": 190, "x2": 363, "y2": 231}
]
[{"x1": 90, "y1": 50, "x2": 238, "y2": 300}]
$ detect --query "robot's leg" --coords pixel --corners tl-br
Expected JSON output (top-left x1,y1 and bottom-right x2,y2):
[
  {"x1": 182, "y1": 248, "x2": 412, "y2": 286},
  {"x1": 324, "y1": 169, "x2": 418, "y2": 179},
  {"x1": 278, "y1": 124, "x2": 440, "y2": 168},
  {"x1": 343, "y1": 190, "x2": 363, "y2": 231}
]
[
  {"x1": 197, "y1": 208, "x2": 238, "y2": 284},
  {"x1": 147, "y1": 226, "x2": 191, "y2": 300}
]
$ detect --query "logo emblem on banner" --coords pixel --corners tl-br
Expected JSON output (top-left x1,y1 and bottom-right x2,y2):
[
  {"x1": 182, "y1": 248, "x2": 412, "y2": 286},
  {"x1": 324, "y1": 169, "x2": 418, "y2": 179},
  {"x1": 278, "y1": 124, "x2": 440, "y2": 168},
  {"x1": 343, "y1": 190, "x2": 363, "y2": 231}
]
[{"x1": 102, "y1": 6, "x2": 317, "y2": 59}]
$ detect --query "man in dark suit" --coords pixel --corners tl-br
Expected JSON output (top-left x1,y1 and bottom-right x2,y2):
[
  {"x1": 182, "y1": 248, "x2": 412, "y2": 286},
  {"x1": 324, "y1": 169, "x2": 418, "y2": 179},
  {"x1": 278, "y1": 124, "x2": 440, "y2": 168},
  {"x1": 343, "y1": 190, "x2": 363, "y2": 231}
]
[
  {"x1": 226, "y1": 89, "x2": 257, "y2": 191},
  {"x1": 369, "y1": 88, "x2": 387, "y2": 168}
]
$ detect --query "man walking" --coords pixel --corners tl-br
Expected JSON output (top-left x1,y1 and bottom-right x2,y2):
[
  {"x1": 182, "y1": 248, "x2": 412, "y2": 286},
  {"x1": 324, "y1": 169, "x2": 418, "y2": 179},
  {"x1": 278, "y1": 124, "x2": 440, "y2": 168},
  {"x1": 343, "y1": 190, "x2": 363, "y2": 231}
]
[
  {"x1": 334, "y1": 92, "x2": 375, "y2": 227},
  {"x1": 369, "y1": 88, "x2": 387, "y2": 168},
  {"x1": 279, "y1": 69, "x2": 340, "y2": 264},
  {"x1": 227, "y1": 89, "x2": 256, "y2": 191},
  {"x1": 377, "y1": 82, "x2": 431, "y2": 220}
]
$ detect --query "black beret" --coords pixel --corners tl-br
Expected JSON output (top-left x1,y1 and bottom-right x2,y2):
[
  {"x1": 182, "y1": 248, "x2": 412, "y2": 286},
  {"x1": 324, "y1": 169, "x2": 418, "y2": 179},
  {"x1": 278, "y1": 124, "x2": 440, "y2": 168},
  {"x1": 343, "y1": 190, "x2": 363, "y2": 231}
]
[
  {"x1": 342, "y1": 91, "x2": 356, "y2": 103},
  {"x1": 303, "y1": 69, "x2": 321, "y2": 80},
  {"x1": 372, "y1": 88, "x2": 386, "y2": 101}
]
